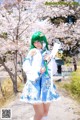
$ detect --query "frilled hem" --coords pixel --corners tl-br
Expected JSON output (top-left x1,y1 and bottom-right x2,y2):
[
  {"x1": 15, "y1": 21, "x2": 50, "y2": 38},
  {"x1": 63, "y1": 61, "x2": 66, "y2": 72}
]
[{"x1": 20, "y1": 97, "x2": 61, "y2": 105}]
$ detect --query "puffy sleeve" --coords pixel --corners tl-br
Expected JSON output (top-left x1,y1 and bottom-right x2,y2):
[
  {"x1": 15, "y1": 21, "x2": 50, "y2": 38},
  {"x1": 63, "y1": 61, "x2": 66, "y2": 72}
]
[
  {"x1": 22, "y1": 55, "x2": 33, "y2": 74},
  {"x1": 48, "y1": 58, "x2": 57, "y2": 76},
  {"x1": 52, "y1": 58, "x2": 57, "y2": 75},
  {"x1": 22, "y1": 49, "x2": 42, "y2": 81}
]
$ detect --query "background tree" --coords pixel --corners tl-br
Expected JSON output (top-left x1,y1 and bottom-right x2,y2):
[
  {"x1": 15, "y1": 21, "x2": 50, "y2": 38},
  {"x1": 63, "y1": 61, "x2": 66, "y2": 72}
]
[
  {"x1": 0, "y1": 0, "x2": 80, "y2": 94},
  {"x1": 0, "y1": 0, "x2": 29, "y2": 94}
]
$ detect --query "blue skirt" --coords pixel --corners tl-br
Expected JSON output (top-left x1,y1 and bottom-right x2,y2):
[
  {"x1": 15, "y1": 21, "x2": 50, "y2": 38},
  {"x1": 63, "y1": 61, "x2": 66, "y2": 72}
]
[{"x1": 20, "y1": 74, "x2": 60, "y2": 104}]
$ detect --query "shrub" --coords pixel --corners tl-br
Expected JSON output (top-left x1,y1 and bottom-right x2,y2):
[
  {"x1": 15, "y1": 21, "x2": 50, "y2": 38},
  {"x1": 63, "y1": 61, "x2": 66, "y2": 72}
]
[
  {"x1": 64, "y1": 70, "x2": 80, "y2": 102},
  {"x1": 70, "y1": 72, "x2": 80, "y2": 97}
]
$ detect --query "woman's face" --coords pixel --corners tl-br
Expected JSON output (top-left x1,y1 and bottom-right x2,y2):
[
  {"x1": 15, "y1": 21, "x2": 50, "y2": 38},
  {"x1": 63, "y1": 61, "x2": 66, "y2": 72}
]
[{"x1": 33, "y1": 41, "x2": 42, "y2": 49}]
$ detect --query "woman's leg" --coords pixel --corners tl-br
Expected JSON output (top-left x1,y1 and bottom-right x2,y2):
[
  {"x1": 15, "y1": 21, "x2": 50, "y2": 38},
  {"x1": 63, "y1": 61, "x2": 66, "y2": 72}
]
[
  {"x1": 43, "y1": 103, "x2": 50, "y2": 116},
  {"x1": 41, "y1": 103, "x2": 50, "y2": 120},
  {"x1": 33, "y1": 103, "x2": 44, "y2": 120}
]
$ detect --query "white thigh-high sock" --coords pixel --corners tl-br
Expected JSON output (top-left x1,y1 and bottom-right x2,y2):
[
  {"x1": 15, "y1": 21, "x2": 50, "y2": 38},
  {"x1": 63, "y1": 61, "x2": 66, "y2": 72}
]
[{"x1": 41, "y1": 116, "x2": 48, "y2": 120}]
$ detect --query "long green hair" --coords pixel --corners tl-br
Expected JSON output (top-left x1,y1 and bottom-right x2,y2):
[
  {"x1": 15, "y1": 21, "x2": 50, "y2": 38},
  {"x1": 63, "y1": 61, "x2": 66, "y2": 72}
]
[
  {"x1": 30, "y1": 31, "x2": 49, "y2": 50},
  {"x1": 30, "y1": 31, "x2": 49, "y2": 76}
]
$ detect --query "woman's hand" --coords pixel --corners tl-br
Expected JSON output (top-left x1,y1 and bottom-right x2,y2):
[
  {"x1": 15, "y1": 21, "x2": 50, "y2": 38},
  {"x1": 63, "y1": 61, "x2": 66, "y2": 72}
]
[
  {"x1": 44, "y1": 54, "x2": 51, "y2": 62},
  {"x1": 40, "y1": 67, "x2": 46, "y2": 74},
  {"x1": 29, "y1": 49, "x2": 37, "y2": 56}
]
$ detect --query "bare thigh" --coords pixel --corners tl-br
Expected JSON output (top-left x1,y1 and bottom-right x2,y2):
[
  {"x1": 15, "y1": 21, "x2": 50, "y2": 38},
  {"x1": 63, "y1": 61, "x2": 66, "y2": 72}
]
[
  {"x1": 33, "y1": 103, "x2": 50, "y2": 118},
  {"x1": 43, "y1": 103, "x2": 51, "y2": 116},
  {"x1": 33, "y1": 103, "x2": 44, "y2": 116}
]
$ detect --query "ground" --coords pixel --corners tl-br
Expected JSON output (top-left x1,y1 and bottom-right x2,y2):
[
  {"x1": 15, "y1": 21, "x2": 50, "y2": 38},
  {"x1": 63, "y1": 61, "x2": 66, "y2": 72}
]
[
  {"x1": 0, "y1": 86, "x2": 80, "y2": 120},
  {"x1": 0, "y1": 71, "x2": 80, "y2": 120}
]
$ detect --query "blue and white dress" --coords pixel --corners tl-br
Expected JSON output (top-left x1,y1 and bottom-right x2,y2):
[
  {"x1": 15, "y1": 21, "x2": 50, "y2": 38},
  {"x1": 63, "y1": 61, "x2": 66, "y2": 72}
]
[{"x1": 20, "y1": 48, "x2": 60, "y2": 104}]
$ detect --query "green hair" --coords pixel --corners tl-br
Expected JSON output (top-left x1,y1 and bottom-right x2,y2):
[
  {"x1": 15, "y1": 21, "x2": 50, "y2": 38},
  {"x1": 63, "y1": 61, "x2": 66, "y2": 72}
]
[{"x1": 30, "y1": 31, "x2": 48, "y2": 50}]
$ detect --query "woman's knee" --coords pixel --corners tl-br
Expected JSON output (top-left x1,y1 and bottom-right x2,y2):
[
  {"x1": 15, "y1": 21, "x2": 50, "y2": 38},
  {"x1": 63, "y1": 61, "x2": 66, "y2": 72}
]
[
  {"x1": 43, "y1": 110, "x2": 48, "y2": 116},
  {"x1": 33, "y1": 104, "x2": 44, "y2": 119},
  {"x1": 43, "y1": 103, "x2": 50, "y2": 116},
  {"x1": 36, "y1": 111, "x2": 44, "y2": 118}
]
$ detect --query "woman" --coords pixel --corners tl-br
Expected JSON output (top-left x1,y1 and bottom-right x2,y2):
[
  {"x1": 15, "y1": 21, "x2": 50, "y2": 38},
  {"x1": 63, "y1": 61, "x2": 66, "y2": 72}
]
[{"x1": 20, "y1": 31, "x2": 60, "y2": 120}]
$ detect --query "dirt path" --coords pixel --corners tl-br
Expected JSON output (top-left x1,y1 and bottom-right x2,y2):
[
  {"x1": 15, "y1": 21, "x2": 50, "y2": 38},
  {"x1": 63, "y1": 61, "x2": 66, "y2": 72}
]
[
  {"x1": 0, "y1": 91, "x2": 80, "y2": 120},
  {"x1": 0, "y1": 76, "x2": 80, "y2": 120}
]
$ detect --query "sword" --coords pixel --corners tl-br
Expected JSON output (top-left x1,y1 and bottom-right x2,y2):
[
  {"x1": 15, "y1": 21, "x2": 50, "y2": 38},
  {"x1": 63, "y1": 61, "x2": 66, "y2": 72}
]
[{"x1": 35, "y1": 43, "x2": 61, "y2": 82}]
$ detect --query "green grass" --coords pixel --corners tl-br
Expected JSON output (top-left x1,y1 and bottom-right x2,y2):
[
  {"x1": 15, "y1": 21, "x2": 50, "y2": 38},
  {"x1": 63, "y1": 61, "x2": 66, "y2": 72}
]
[
  {"x1": 55, "y1": 63, "x2": 80, "y2": 103},
  {"x1": 0, "y1": 77, "x2": 24, "y2": 108},
  {"x1": 63, "y1": 68, "x2": 80, "y2": 102}
]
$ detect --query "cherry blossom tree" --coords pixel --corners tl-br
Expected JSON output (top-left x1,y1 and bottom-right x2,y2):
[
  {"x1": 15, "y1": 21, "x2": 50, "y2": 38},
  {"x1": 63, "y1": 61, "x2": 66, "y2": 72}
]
[
  {"x1": 0, "y1": 0, "x2": 80, "y2": 94},
  {"x1": 0, "y1": 0, "x2": 30, "y2": 94},
  {"x1": 44, "y1": 0, "x2": 80, "y2": 57}
]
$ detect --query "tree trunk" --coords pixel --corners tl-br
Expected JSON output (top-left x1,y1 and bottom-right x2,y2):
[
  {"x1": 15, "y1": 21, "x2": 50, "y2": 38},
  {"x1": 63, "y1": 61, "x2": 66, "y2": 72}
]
[
  {"x1": 13, "y1": 50, "x2": 18, "y2": 94},
  {"x1": 0, "y1": 81, "x2": 4, "y2": 97},
  {"x1": 19, "y1": 54, "x2": 27, "y2": 83},
  {"x1": 13, "y1": 79, "x2": 18, "y2": 94},
  {"x1": 22, "y1": 70, "x2": 27, "y2": 84},
  {"x1": 0, "y1": 57, "x2": 18, "y2": 94}
]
